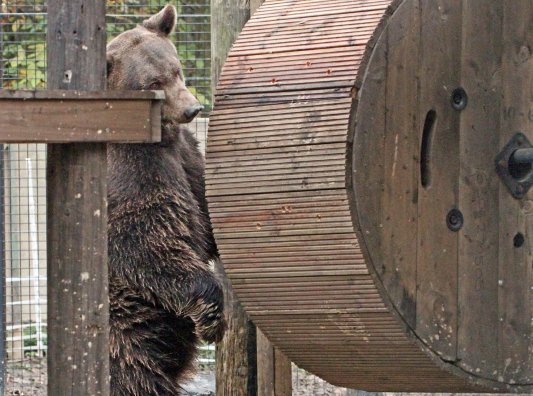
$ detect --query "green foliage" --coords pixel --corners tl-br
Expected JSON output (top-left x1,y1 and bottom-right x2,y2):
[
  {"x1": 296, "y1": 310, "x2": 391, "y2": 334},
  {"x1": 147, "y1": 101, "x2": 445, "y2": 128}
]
[
  {"x1": 1, "y1": 1, "x2": 211, "y2": 109},
  {"x1": 22, "y1": 326, "x2": 48, "y2": 356},
  {"x1": 1, "y1": 11, "x2": 47, "y2": 89}
]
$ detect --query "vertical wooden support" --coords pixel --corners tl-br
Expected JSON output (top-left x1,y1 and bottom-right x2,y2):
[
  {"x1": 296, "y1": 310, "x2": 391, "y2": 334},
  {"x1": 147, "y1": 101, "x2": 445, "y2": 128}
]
[
  {"x1": 214, "y1": 261, "x2": 257, "y2": 395},
  {"x1": 211, "y1": 1, "x2": 258, "y2": 394},
  {"x1": 46, "y1": 1, "x2": 109, "y2": 395},
  {"x1": 256, "y1": 330, "x2": 291, "y2": 396},
  {"x1": 211, "y1": 1, "x2": 291, "y2": 395}
]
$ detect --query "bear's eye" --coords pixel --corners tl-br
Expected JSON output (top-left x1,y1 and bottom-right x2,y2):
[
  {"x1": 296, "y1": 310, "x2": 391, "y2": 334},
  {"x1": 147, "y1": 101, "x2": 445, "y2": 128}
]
[{"x1": 147, "y1": 81, "x2": 162, "y2": 90}]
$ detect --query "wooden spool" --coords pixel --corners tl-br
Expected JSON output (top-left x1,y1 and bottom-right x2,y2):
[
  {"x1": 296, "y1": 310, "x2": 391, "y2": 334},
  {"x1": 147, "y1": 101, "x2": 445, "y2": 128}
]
[{"x1": 206, "y1": 0, "x2": 533, "y2": 392}]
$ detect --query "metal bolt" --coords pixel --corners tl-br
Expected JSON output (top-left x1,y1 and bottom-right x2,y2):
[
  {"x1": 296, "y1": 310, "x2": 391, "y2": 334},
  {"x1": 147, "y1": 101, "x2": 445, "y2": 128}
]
[
  {"x1": 451, "y1": 87, "x2": 468, "y2": 111},
  {"x1": 514, "y1": 232, "x2": 525, "y2": 248},
  {"x1": 446, "y1": 208, "x2": 464, "y2": 232}
]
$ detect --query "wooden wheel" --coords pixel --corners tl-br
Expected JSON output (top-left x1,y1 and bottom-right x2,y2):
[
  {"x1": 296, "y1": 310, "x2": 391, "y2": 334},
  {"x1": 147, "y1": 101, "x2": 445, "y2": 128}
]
[{"x1": 206, "y1": 0, "x2": 533, "y2": 392}]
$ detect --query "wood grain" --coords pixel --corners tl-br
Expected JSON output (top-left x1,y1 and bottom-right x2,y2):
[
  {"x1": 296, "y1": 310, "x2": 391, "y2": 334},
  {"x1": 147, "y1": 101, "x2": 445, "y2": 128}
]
[
  {"x1": 207, "y1": 0, "x2": 533, "y2": 392},
  {"x1": 0, "y1": 94, "x2": 162, "y2": 143},
  {"x1": 214, "y1": 260, "x2": 258, "y2": 396},
  {"x1": 256, "y1": 329, "x2": 291, "y2": 396},
  {"x1": 498, "y1": 0, "x2": 533, "y2": 384},
  {"x1": 46, "y1": 1, "x2": 109, "y2": 395},
  {"x1": 415, "y1": 0, "x2": 462, "y2": 362},
  {"x1": 382, "y1": 0, "x2": 420, "y2": 328},
  {"x1": 212, "y1": 1, "x2": 267, "y2": 396},
  {"x1": 457, "y1": 0, "x2": 502, "y2": 380}
]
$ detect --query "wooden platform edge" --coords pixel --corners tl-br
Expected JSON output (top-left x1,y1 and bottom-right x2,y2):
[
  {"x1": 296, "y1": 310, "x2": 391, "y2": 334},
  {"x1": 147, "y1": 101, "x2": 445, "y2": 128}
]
[
  {"x1": 0, "y1": 89, "x2": 165, "y2": 100},
  {"x1": 0, "y1": 90, "x2": 164, "y2": 143}
]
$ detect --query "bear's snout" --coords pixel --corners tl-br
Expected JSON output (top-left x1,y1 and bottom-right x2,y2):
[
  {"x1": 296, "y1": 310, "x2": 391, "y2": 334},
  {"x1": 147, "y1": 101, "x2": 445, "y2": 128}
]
[{"x1": 184, "y1": 103, "x2": 204, "y2": 122}]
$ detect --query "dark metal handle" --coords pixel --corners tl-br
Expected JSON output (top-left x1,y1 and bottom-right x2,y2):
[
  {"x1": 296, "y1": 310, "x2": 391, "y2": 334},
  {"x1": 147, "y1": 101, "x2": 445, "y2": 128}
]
[
  {"x1": 510, "y1": 148, "x2": 533, "y2": 164},
  {"x1": 495, "y1": 133, "x2": 533, "y2": 199}
]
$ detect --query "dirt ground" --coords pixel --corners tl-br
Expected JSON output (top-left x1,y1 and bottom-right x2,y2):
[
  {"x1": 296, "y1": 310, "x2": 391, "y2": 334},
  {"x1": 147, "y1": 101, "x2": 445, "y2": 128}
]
[
  {"x1": 7, "y1": 360, "x2": 500, "y2": 395},
  {"x1": 4, "y1": 358, "x2": 357, "y2": 396},
  {"x1": 4, "y1": 358, "x2": 218, "y2": 396},
  {"x1": 5, "y1": 357, "x2": 46, "y2": 396}
]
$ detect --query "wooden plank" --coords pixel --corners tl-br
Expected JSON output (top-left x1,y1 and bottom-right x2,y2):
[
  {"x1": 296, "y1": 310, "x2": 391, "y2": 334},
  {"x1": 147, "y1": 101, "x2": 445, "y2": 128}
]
[
  {"x1": 214, "y1": 90, "x2": 353, "y2": 109},
  {"x1": 415, "y1": 0, "x2": 462, "y2": 361},
  {"x1": 256, "y1": 329, "x2": 275, "y2": 396},
  {"x1": 274, "y1": 349, "x2": 292, "y2": 396},
  {"x1": 0, "y1": 98, "x2": 162, "y2": 143},
  {"x1": 0, "y1": 90, "x2": 164, "y2": 100},
  {"x1": 211, "y1": 1, "x2": 265, "y2": 395},
  {"x1": 381, "y1": 0, "x2": 420, "y2": 327},
  {"x1": 46, "y1": 1, "x2": 109, "y2": 395},
  {"x1": 214, "y1": 261, "x2": 258, "y2": 396},
  {"x1": 235, "y1": 7, "x2": 385, "y2": 32},
  {"x1": 256, "y1": 329, "x2": 292, "y2": 396},
  {"x1": 456, "y1": 0, "x2": 502, "y2": 380},
  {"x1": 498, "y1": 0, "x2": 533, "y2": 384}
]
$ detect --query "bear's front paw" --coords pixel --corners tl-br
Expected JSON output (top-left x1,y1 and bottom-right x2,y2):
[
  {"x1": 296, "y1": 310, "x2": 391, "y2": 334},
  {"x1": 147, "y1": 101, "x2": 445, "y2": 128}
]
[{"x1": 193, "y1": 299, "x2": 226, "y2": 343}]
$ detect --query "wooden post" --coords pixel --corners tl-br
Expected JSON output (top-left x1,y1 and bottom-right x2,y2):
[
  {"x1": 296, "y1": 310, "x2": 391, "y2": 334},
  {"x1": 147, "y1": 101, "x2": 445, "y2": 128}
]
[
  {"x1": 46, "y1": 1, "x2": 109, "y2": 395},
  {"x1": 256, "y1": 330, "x2": 291, "y2": 396},
  {"x1": 214, "y1": 261, "x2": 257, "y2": 395},
  {"x1": 211, "y1": 1, "x2": 258, "y2": 393},
  {"x1": 211, "y1": 0, "x2": 291, "y2": 395}
]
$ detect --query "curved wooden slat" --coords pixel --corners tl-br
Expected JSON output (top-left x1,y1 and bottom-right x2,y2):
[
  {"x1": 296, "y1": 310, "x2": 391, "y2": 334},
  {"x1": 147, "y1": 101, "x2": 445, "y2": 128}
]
[{"x1": 206, "y1": 0, "x2": 533, "y2": 392}]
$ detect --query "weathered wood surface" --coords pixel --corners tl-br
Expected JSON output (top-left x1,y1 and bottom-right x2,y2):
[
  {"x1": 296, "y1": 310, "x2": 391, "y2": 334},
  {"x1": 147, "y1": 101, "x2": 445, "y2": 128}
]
[
  {"x1": 211, "y1": 1, "x2": 270, "y2": 395},
  {"x1": 0, "y1": 90, "x2": 163, "y2": 143},
  {"x1": 353, "y1": 0, "x2": 533, "y2": 390},
  {"x1": 214, "y1": 260, "x2": 258, "y2": 395},
  {"x1": 207, "y1": 0, "x2": 533, "y2": 393},
  {"x1": 497, "y1": 0, "x2": 533, "y2": 383},
  {"x1": 46, "y1": 1, "x2": 109, "y2": 395},
  {"x1": 457, "y1": 0, "x2": 503, "y2": 379},
  {"x1": 256, "y1": 329, "x2": 291, "y2": 396},
  {"x1": 414, "y1": 0, "x2": 462, "y2": 362}
]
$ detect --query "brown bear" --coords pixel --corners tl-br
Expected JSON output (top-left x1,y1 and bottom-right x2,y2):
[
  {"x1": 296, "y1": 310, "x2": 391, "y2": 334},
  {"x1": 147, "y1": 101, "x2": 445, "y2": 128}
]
[{"x1": 106, "y1": 5, "x2": 225, "y2": 395}]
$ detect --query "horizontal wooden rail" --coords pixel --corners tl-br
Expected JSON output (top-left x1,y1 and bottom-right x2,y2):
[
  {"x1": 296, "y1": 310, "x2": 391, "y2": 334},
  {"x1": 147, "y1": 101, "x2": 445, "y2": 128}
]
[{"x1": 0, "y1": 90, "x2": 164, "y2": 143}]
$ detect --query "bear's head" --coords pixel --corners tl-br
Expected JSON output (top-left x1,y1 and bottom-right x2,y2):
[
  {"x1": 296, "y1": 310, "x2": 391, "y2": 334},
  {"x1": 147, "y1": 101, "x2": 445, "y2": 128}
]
[{"x1": 106, "y1": 5, "x2": 203, "y2": 125}]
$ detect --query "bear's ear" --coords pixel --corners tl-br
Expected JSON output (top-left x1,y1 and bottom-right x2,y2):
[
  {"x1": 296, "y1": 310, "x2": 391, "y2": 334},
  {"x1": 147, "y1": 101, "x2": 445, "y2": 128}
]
[{"x1": 142, "y1": 4, "x2": 177, "y2": 36}]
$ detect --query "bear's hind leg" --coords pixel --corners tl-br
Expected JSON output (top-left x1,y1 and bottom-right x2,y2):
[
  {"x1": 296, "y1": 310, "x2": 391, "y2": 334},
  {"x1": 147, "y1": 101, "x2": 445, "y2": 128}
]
[{"x1": 111, "y1": 308, "x2": 198, "y2": 396}]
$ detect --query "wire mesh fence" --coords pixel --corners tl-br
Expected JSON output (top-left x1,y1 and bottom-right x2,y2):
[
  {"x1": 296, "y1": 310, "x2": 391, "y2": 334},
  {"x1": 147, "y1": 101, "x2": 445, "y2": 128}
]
[{"x1": 3, "y1": 144, "x2": 47, "y2": 394}]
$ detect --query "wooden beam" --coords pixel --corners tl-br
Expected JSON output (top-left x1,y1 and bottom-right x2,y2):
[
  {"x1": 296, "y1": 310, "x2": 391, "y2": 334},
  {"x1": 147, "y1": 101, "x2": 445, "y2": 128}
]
[
  {"x1": 0, "y1": 90, "x2": 163, "y2": 143},
  {"x1": 46, "y1": 1, "x2": 109, "y2": 395},
  {"x1": 215, "y1": 260, "x2": 257, "y2": 395},
  {"x1": 257, "y1": 329, "x2": 291, "y2": 396}
]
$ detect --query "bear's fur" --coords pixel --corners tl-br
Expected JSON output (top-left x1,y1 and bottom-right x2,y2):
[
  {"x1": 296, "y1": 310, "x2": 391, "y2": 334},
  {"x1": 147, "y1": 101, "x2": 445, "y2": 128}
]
[{"x1": 106, "y1": 5, "x2": 225, "y2": 395}]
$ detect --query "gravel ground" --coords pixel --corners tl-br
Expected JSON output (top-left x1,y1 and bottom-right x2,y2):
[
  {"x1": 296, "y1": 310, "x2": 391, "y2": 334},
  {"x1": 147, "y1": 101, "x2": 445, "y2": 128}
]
[
  {"x1": 3, "y1": 358, "x2": 353, "y2": 395},
  {"x1": 5, "y1": 357, "x2": 46, "y2": 396},
  {"x1": 4, "y1": 358, "x2": 216, "y2": 396}
]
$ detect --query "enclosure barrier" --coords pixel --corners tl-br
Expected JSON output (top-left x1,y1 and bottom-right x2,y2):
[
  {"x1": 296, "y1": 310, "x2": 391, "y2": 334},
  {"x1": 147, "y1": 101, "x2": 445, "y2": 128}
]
[
  {"x1": 205, "y1": 0, "x2": 533, "y2": 392},
  {"x1": 0, "y1": 2, "x2": 163, "y2": 394}
]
